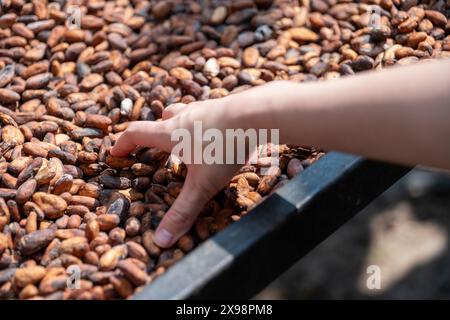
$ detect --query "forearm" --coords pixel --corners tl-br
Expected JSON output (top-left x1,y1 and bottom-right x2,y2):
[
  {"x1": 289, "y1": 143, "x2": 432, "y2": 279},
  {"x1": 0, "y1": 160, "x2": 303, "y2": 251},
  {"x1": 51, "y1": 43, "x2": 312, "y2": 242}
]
[{"x1": 225, "y1": 59, "x2": 450, "y2": 169}]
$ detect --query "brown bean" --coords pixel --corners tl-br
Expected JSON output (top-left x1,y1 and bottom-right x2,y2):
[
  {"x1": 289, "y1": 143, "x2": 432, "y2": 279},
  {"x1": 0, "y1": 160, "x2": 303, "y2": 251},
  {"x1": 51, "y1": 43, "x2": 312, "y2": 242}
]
[
  {"x1": 117, "y1": 259, "x2": 149, "y2": 286},
  {"x1": 1, "y1": 125, "x2": 24, "y2": 146},
  {"x1": 287, "y1": 158, "x2": 304, "y2": 178},
  {"x1": 13, "y1": 266, "x2": 46, "y2": 287},
  {"x1": 59, "y1": 237, "x2": 89, "y2": 257},
  {"x1": 32, "y1": 193, "x2": 67, "y2": 219},
  {"x1": 177, "y1": 235, "x2": 195, "y2": 253},
  {"x1": 142, "y1": 230, "x2": 161, "y2": 258},
  {"x1": 0, "y1": 64, "x2": 15, "y2": 87},
  {"x1": 126, "y1": 241, "x2": 149, "y2": 264},
  {"x1": 69, "y1": 196, "x2": 99, "y2": 210},
  {"x1": 85, "y1": 220, "x2": 100, "y2": 242},
  {"x1": 97, "y1": 214, "x2": 120, "y2": 232},
  {"x1": 109, "y1": 275, "x2": 134, "y2": 298},
  {"x1": 23, "y1": 141, "x2": 58, "y2": 158},
  {"x1": 99, "y1": 244, "x2": 127, "y2": 271},
  {"x1": 41, "y1": 238, "x2": 61, "y2": 266},
  {"x1": 53, "y1": 174, "x2": 74, "y2": 195},
  {"x1": 0, "y1": 89, "x2": 20, "y2": 103},
  {"x1": 0, "y1": 234, "x2": 8, "y2": 254},
  {"x1": 105, "y1": 155, "x2": 135, "y2": 169},
  {"x1": 18, "y1": 228, "x2": 56, "y2": 255}
]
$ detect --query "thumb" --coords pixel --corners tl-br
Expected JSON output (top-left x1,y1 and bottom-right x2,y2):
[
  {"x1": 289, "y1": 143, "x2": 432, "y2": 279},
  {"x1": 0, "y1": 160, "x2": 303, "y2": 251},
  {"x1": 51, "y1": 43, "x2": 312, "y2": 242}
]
[{"x1": 154, "y1": 177, "x2": 211, "y2": 248}]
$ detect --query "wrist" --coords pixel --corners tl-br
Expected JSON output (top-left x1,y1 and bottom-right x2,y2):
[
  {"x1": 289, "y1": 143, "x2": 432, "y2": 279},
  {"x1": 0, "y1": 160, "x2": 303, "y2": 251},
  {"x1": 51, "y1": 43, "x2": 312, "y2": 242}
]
[{"x1": 226, "y1": 81, "x2": 301, "y2": 142}]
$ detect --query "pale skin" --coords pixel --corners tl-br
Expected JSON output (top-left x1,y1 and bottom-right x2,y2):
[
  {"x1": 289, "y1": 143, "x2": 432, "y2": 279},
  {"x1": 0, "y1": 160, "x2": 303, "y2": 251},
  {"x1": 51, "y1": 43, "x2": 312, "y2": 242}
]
[{"x1": 111, "y1": 59, "x2": 450, "y2": 248}]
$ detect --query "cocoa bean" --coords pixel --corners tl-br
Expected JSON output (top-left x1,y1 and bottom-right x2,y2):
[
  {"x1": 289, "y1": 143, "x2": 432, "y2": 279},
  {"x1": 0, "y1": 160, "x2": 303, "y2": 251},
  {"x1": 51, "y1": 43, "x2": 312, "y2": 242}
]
[
  {"x1": 97, "y1": 214, "x2": 120, "y2": 232},
  {"x1": 0, "y1": 88, "x2": 20, "y2": 103},
  {"x1": 1, "y1": 125, "x2": 24, "y2": 147},
  {"x1": 23, "y1": 141, "x2": 58, "y2": 158},
  {"x1": 117, "y1": 259, "x2": 149, "y2": 286},
  {"x1": 18, "y1": 228, "x2": 56, "y2": 255},
  {"x1": 0, "y1": 234, "x2": 8, "y2": 254},
  {"x1": 109, "y1": 276, "x2": 133, "y2": 298},
  {"x1": 0, "y1": 188, "x2": 16, "y2": 200},
  {"x1": 0, "y1": 268, "x2": 16, "y2": 285},
  {"x1": 69, "y1": 195, "x2": 99, "y2": 210},
  {"x1": 126, "y1": 241, "x2": 149, "y2": 264},
  {"x1": 287, "y1": 158, "x2": 304, "y2": 178},
  {"x1": 142, "y1": 230, "x2": 161, "y2": 258},
  {"x1": 53, "y1": 174, "x2": 74, "y2": 195},
  {"x1": 55, "y1": 229, "x2": 85, "y2": 240},
  {"x1": 32, "y1": 193, "x2": 67, "y2": 219},
  {"x1": 41, "y1": 238, "x2": 61, "y2": 266},
  {"x1": 34, "y1": 159, "x2": 57, "y2": 185},
  {"x1": 424, "y1": 10, "x2": 447, "y2": 28},
  {"x1": 99, "y1": 175, "x2": 131, "y2": 189},
  {"x1": 152, "y1": 2, "x2": 173, "y2": 20},
  {"x1": 178, "y1": 235, "x2": 194, "y2": 253},
  {"x1": 99, "y1": 244, "x2": 127, "y2": 271},
  {"x1": 39, "y1": 274, "x2": 68, "y2": 295},
  {"x1": 105, "y1": 155, "x2": 135, "y2": 169},
  {"x1": 85, "y1": 220, "x2": 100, "y2": 242},
  {"x1": 59, "y1": 237, "x2": 89, "y2": 258},
  {"x1": 0, "y1": 64, "x2": 15, "y2": 88},
  {"x1": 106, "y1": 192, "x2": 130, "y2": 224},
  {"x1": 13, "y1": 266, "x2": 46, "y2": 287},
  {"x1": 47, "y1": 149, "x2": 77, "y2": 165},
  {"x1": 85, "y1": 114, "x2": 112, "y2": 130}
]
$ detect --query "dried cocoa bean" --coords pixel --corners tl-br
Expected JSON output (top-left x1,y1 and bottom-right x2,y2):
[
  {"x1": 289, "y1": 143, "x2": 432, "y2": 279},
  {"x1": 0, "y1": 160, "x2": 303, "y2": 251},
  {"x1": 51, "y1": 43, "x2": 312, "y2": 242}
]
[
  {"x1": 99, "y1": 175, "x2": 131, "y2": 189},
  {"x1": 85, "y1": 220, "x2": 100, "y2": 242},
  {"x1": 109, "y1": 275, "x2": 133, "y2": 299},
  {"x1": 2, "y1": 125, "x2": 25, "y2": 147},
  {"x1": 32, "y1": 193, "x2": 67, "y2": 219},
  {"x1": 99, "y1": 244, "x2": 127, "y2": 271},
  {"x1": 59, "y1": 237, "x2": 89, "y2": 258},
  {"x1": 13, "y1": 266, "x2": 46, "y2": 287},
  {"x1": 142, "y1": 230, "x2": 161, "y2": 258},
  {"x1": 18, "y1": 228, "x2": 56, "y2": 255},
  {"x1": 0, "y1": 88, "x2": 20, "y2": 103},
  {"x1": 287, "y1": 158, "x2": 304, "y2": 178},
  {"x1": 97, "y1": 214, "x2": 120, "y2": 232},
  {"x1": 23, "y1": 141, "x2": 58, "y2": 158},
  {"x1": 105, "y1": 155, "x2": 135, "y2": 169},
  {"x1": 0, "y1": 64, "x2": 15, "y2": 88},
  {"x1": 117, "y1": 259, "x2": 149, "y2": 286},
  {"x1": 106, "y1": 192, "x2": 130, "y2": 223}
]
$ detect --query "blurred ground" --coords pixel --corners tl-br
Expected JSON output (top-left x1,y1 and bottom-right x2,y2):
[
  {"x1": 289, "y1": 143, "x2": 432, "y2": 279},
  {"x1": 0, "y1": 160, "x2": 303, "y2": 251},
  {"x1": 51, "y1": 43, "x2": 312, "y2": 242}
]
[{"x1": 255, "y1": 168, "x2": 450, "y2": 299}]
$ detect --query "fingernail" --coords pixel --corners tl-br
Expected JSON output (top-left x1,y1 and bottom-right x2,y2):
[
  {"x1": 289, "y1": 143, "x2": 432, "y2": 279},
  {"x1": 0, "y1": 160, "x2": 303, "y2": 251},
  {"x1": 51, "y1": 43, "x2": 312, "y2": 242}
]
[{"x1": 155, "y1": 228, "x2": 173, "y2": 247}]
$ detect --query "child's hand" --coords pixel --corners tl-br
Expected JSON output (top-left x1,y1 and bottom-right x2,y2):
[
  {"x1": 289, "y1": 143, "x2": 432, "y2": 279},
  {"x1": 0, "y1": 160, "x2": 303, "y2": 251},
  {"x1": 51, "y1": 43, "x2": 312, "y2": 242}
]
[{"x1": 110, "y1": 98, "x2": 243, "y2": 248}]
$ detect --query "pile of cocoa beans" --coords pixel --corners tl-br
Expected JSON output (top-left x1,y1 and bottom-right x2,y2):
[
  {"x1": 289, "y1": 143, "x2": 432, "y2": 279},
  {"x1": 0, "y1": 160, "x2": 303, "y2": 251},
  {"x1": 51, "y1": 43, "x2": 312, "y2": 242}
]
[{"x1": 0, "y1": 0, "x2": 448, "y2": 300}]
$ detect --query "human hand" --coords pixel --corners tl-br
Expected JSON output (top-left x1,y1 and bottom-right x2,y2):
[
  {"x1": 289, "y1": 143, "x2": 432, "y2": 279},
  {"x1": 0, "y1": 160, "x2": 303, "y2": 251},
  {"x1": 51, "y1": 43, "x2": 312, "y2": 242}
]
[{"x1": 110, "y1": 97, "x2": 244, "y2": 248}]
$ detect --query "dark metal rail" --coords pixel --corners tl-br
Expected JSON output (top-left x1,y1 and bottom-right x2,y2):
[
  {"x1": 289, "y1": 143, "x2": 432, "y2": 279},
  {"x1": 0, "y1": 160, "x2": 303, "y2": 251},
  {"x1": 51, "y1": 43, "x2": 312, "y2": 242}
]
[{"x1": 132, "y1": 152, "x2": 410, "y2": 300}]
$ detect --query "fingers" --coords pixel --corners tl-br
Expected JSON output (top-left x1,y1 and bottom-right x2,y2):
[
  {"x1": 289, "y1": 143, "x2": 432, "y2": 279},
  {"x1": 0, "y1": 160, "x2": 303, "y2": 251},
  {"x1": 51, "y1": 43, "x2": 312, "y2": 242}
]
[
  {"x1": 154, "y1": 177, "x2": 211, "y2": 248},
  {"x1": 162, "y1": 101, "x2": 205, "y2": 120},
  {"x1": 110, "y1": 131, "x2": 138, "y2": 157},
  {"x1": 110, "y1": 121, "x2": 171, "y2": 157},
  {"x1": 162, "y1": 103, "x2": 186, "y2": 120}
]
